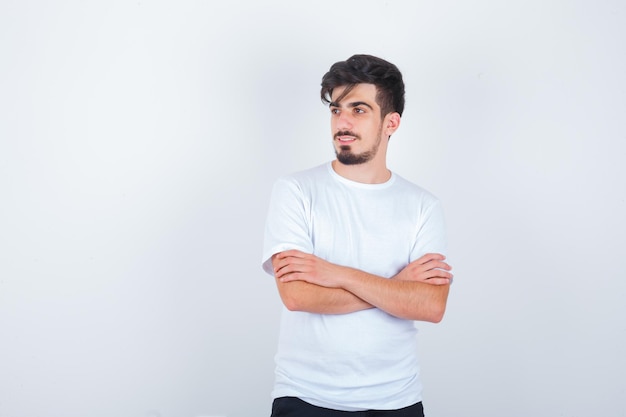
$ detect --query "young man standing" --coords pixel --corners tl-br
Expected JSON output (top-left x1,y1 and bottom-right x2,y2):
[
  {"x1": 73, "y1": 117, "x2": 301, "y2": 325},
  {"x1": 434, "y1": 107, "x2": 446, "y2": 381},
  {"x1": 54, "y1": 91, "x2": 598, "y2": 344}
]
[{"x1": 262, "y1": 55, "x2": 453, "y2": 416}]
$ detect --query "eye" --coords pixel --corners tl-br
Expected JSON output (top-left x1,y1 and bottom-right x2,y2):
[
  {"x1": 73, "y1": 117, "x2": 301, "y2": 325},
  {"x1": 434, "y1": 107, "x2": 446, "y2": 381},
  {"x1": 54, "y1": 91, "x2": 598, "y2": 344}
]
[
  {"x1": 330, "y1": 108, "x2": 340, "y2": 115},
  {"x1": 354, "y1": 107, "x2": 365, "y2": 114}
]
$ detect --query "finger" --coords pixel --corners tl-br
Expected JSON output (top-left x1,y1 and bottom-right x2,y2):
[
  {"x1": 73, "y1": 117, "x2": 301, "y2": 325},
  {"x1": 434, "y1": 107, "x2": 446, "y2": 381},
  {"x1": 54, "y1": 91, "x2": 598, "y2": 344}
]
[
  {"x1": 416, "y1": 259, "x2": 451, "y2": 272},
  {"x1": 275, "y1": 256, "x2": 312, "y2": 271},
  {"x1": 274, "y1": 262, "x2": 300, "y2": 278},
  {"x1": 428, "y1": 261, "x2": 452, "y2": 271},
  {"x1": 421, "y1": 269, "x2": 453, "y2": 280},
  {"x1": 274, "y1": 265, "x2": 289, "y2": 279},
  {"x1": 424, "y1": 277, "x2": 451, "y2": 285},
  {"x1": 415, "y1": 253, "x2": 445, "y2": 265},
  {"x1": 275, "y1": 259, "x2": 315, "y2": 278},
  {"x1": 406, "y1": 263, "x2": 450, "y2": 279},
  {"x1": 433, "y1": 269, "x2": 453, "y2": 279},
  {"x1": 272, "y1": 252, "x2": 297, "y2": 275},
  {"x1": 278, "y1": 272, "x2": 307, "y2": 283},
  {"x1": 407, "y1": 268, "x2": 453, "y2": 282}
]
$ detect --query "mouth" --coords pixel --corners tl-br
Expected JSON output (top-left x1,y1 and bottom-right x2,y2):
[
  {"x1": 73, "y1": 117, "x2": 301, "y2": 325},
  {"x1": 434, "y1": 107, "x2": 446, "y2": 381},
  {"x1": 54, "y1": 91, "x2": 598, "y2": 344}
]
[
  {"x1": 335, "y1": 131, "x2": 359, "y2": 144},
  {"x1": 337, "y1": 136, "x2": 356, "y2": 144}
]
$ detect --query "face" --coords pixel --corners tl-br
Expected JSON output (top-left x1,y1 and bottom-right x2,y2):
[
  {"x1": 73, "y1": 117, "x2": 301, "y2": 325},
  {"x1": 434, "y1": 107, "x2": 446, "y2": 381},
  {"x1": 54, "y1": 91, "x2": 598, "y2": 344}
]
[{"x1": 329, "y1": 83, "x2": 389, "y2": 166}]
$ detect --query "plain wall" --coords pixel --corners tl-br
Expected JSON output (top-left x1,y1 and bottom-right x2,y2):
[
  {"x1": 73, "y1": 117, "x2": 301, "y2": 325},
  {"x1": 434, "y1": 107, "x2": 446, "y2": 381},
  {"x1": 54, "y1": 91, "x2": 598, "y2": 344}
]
[{"x1": 1, "y1": 1, "x2": 625, "y2": 416}]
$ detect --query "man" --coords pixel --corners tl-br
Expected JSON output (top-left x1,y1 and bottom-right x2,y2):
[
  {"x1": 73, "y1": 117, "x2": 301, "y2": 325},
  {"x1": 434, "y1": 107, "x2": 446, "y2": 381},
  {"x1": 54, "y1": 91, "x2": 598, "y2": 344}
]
[{"x1": 262, "y1": 54, "x2": 453, "y2": 416}]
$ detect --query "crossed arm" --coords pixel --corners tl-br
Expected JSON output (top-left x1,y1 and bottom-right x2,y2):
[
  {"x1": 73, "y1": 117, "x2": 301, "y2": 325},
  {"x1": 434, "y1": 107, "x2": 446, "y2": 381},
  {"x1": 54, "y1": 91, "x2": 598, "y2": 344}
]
[{"x1": 271, "y1": 250, "x2": 453, "y2": 322}]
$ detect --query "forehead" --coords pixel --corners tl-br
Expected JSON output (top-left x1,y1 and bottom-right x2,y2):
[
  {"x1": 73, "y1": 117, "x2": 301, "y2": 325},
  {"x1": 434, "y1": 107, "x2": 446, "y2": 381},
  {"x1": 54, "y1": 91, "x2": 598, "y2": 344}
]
[{"x1": 331, "y1": 83, "x2": 379, "y2": 107}]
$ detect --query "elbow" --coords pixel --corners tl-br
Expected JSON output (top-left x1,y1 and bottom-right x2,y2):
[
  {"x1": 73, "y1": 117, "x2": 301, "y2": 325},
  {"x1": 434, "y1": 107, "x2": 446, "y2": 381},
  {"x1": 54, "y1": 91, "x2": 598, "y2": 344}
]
[
  {"x1": 428, "y1": 300, "x2": 448, "y2": 323},
  {"x1": 428, "y1": 308, "x2": 446, "y2": 323},
  {"x1": 282, "y1": 295, "x2": 302, "y2": 312},
  {"x1": 277, "y1": 280, "x2": 311, "y2": 312},
  {"x1": 279, "y1": 287, "x2": 306, "y2": 312}
]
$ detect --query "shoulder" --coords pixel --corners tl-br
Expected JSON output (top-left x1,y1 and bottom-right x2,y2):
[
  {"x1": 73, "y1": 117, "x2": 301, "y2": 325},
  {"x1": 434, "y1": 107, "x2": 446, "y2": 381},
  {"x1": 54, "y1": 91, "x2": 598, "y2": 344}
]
[
  {"x1": 391, "y1": 172, "x2": 440, "y2": 207},
  {"x1": 273, "y1": 163, "x2": 331, "y2": 190},
  {"x1": 268, "y1": 163, "x2": 332, "y2": 206}
]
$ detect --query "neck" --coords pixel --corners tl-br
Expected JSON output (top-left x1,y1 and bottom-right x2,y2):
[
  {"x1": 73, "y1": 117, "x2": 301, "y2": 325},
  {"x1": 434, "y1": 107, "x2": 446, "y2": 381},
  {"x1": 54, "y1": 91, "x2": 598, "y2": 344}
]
[{"x1": 331, "y1": 159, "x2": 391, "y2": 184}]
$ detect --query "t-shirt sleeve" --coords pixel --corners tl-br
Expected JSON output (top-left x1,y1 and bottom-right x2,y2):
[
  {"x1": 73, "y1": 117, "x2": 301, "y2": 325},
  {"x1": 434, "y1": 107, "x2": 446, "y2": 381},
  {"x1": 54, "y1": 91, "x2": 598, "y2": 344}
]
[
  {"x1": 261, "y1": 177, "x2": 314, "y2": 276},
  {"x1": 410, "y1": 198, "x2": 448, "y2": 262}
]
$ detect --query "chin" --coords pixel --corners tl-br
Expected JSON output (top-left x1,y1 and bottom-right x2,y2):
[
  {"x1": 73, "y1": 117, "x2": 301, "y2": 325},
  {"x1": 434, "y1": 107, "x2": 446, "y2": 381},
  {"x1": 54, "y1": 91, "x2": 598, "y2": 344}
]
[{"x1": 336, "y1": 151, "x2": 372, "y2": 165}]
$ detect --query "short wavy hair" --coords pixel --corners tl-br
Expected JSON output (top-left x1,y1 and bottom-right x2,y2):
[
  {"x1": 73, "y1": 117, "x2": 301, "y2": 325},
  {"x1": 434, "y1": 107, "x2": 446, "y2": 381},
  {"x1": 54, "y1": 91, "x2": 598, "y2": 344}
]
[{"x1": 320, "y1": 54, "x2": 405, "y2": 117}]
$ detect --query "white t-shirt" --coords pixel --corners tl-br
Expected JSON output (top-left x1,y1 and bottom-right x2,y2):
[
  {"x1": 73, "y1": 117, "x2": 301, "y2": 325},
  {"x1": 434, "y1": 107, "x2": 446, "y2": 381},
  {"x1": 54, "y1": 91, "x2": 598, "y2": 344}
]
[{"x1": 262, "y1": 162, "x2": 447, "y2": 411}]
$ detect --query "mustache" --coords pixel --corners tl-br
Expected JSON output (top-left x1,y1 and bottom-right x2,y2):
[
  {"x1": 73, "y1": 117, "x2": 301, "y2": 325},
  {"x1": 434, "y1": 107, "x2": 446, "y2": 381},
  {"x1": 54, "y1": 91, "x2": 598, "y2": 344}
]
[{"x1": 334, "y1": 131, "x2": 360, "y2": 140}]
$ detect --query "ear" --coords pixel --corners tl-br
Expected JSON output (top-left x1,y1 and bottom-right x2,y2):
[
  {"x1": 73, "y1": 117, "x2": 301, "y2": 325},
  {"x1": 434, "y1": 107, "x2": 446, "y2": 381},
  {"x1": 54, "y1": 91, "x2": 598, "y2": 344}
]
[{"x1": 384, "y1": 112, "x2": 401, "y2": 137}]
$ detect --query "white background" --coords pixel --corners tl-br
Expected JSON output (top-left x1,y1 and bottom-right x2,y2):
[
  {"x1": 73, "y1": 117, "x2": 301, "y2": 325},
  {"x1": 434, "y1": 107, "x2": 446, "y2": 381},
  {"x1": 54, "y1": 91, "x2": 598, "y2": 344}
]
[{"x1": 1, "y1": 1, "x2": 625, "y2": 416}]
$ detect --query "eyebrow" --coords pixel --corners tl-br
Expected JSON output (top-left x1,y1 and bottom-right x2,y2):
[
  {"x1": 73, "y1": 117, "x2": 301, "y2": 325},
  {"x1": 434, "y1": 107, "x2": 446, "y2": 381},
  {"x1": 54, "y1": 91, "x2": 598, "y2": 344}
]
[{"x1": 329, "y1": 100, "x2": 374, "y2": 110}]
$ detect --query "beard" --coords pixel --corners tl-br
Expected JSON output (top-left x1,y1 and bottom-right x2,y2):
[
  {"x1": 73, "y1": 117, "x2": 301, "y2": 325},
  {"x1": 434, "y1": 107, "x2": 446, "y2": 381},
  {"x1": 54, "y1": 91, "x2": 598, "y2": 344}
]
[
  {"x1": 335, "y1": 145, "x2": 377, "y2": 165},
  {"x1": 334, "y1": 127, "x2": 382, "y2": 165}
]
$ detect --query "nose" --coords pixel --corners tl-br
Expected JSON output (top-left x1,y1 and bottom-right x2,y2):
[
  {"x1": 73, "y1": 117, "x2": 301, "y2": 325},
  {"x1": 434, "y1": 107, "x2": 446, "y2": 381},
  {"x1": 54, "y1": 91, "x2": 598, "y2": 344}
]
[{"x1": 335, "y1": 110, "x2": 353, "y2": 131}]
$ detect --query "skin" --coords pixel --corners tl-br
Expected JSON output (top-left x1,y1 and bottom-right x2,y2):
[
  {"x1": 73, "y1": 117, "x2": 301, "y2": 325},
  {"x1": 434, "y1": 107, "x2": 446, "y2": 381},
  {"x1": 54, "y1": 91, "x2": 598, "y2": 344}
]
[
  {"x1": 330, "y1": 83, "x2": 397, "y2": 184},
  {"x1": 272, "y1": 83, "x2": 453, "y2": 322}
]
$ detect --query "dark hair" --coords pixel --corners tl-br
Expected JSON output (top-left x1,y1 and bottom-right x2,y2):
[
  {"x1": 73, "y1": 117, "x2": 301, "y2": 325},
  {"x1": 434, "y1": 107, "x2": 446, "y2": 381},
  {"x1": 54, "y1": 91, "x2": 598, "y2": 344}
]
[{"x1": 320, "y1": 54, "x2": 405, "y2": 117}]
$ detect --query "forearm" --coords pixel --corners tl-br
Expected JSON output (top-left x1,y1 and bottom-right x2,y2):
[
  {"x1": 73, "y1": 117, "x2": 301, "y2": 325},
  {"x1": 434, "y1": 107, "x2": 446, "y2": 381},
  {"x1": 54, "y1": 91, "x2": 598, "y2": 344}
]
[
  {"x1": 272, "y1": 250, "x2": 450, "y2": 320},
  {"x1": 276, "y1": 279, "x2": 373, "y2": 314},
  {"x1": 339, "y1": 268, "x2": 450, "y2": 322}
]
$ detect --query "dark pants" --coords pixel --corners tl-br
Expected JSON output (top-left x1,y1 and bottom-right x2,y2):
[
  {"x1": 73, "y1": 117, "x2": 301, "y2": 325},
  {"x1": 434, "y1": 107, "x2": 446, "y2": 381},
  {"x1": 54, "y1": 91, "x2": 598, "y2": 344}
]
[{"x1": 271, "y1": 397, "x2": 424, "y2": 417}]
